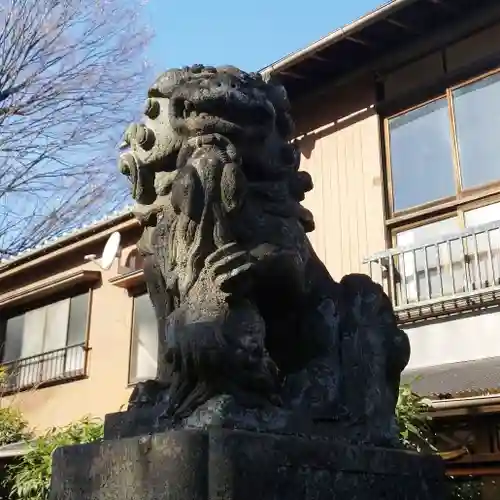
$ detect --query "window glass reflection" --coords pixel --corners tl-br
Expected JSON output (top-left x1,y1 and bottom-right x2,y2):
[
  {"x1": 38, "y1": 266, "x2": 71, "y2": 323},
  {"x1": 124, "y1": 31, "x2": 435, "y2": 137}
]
[
  {"x1": 389, "y1": 98, "x2": 456, "y2": 211},
  {"x1": 454, "y1": 73, "x2": 500, "y2": 190},
  {"x1": 1, "y1": 291, "x2": 89, "y2": 389},
  {"x1": 130, "y1": 293, "x2": 158, "y2": 383}
]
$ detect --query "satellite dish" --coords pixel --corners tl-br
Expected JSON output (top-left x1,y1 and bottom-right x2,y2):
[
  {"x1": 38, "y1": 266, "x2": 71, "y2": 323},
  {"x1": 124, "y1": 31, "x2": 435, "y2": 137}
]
[{"x1": 100, "y1": 232, "x2": 121, "y2": 270}]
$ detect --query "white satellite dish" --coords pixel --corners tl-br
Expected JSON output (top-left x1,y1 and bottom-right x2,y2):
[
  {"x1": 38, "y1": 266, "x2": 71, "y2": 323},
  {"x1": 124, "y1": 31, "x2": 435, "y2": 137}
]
[{"x1": 99, "y1": 232, "x2": 122, "y2": 270}]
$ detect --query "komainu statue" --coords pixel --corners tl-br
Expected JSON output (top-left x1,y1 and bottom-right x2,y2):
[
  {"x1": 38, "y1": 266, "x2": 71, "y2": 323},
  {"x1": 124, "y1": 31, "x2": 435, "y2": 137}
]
[{"x1": 119, "y1": 64, "x2": 411, "y2": 446}]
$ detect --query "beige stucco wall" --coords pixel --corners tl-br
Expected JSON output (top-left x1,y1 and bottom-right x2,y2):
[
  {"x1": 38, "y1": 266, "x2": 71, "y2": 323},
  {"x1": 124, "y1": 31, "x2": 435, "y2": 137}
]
[
  {"x1": 0, "y1": 239, "x2": 140, "y2": 433},
  {"x1": 293, "y1": 78, "x2": 387, "y2": 280}
]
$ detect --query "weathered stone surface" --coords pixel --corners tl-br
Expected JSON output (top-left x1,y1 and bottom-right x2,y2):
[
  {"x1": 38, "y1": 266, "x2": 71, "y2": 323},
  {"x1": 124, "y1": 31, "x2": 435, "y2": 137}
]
[
  {"x1": 116, "y1": 64, "x2": 412, "y2": 447},
  {"x1": 105, "y1": 395, "x2": 316, "y2": 441},
  {"x1": 50, "y1": 429, "x2": 447, "y2": 500},
  {"x1": 104, "y1": 403, "x2": 171, "y2": 440},
  {"x1": 50, "y1": 430, "x2": 208, "y2": 500}
]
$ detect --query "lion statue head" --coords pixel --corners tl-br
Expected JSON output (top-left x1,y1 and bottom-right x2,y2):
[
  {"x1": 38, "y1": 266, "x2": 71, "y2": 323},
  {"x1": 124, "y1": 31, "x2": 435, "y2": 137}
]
[{"x1": 119, "y1": 64, "x2": 315, "y2": 301}]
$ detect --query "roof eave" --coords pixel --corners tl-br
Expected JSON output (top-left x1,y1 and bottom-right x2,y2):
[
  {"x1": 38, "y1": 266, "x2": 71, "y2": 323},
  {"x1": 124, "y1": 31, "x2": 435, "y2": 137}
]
[
  {"x1": 259, "y1": 0, "x2": 419, "y2": 78},
  {"x1": 430, "y1": 393, "x2": 500, "y2": 411},
  {"x1": 0, "y1": 210, "x2": 137, "y2": 274}
]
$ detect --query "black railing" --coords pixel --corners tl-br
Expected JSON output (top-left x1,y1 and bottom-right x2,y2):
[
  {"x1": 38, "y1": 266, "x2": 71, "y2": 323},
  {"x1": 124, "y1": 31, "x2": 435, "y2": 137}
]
[{"x1": 0, "y1": 343, "x2": 87, "y2": 392}]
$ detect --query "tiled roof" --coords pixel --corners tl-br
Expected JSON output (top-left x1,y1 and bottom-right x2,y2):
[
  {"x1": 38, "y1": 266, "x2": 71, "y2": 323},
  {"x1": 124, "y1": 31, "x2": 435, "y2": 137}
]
[
  {"x1": 0, "y1": 204, "x2": 135, "y2": 269},
  {"x1": 402, "y1": 357, "x2": 500, "y2": 399}
]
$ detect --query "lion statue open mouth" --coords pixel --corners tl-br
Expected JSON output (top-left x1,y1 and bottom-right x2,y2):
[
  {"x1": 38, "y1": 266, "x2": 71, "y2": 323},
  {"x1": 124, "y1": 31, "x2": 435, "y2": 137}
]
[{"x1": 120, "y1": 64, "x2": 410, "y2": 446}]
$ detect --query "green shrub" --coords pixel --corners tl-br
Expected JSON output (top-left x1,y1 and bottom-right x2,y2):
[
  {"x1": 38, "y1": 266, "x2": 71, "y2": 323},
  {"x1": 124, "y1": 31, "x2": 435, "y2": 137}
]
[
  {"x1": 396, "y1": 381, "x2": 434, "y2": 451},
  {"x1": 7, "y1": 416, "x2": 103, "y2": 500},
  {"x1": 395, "y1": 383, "x2": 484, "y2": 499},
  {"x1": 0, "y1": 407, "x2": 32, "y2": 446}
]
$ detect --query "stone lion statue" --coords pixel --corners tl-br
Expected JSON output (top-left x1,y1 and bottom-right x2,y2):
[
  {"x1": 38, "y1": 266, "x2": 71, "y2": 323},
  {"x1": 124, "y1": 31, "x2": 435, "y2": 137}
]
[{"x1": 120, "y1": 64, "x2": 410, "y2": 445}]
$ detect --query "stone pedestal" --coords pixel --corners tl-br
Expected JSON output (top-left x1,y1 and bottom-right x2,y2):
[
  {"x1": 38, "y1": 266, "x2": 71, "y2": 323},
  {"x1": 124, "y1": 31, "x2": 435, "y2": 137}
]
[{"x1": 49, "y1": 427, "x2": 447, "y2": 500}]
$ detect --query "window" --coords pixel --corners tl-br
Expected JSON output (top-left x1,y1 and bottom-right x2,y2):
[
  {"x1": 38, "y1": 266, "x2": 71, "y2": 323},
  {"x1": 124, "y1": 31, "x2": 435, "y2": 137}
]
[
  {"x1": 382, "y1": 66, "x2": 500, "y2": 309},
  {"x1": 454, "y1": 73, "x2": 500, "y2": 190},
  {"x1": 389, "y1": 98, "x2": 456, "y2": 211},
  {"x1": 463, "y1": 202, "x2": 500, "y2": 290},
  {"x1": 129, "y1": 293, "x2": 157, "y2": 384},
  {"x1": 395, "y1": 218, "x2": 462, "y2": 302},
  {"x1": 1, "y1": 291, "x2": 89, "y2": 391},
  {"x1": 390, "y1": 200, "x2": 500, "y2": 306},
  {"x1": 387, "y1": 70, "x2": 500, "y2": 214}
]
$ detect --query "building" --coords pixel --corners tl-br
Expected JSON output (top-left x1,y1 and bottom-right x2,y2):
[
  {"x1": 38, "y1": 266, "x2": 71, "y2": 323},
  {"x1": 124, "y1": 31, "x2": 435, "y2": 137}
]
[
  {"x1": 260, "y1": 0, "x2": 500, "y2": 493},
  {"x1": 0, "y1": 211, "x2": 151, "y2": 431},
  {"x1": 2, "y1": 0, "x2": 500, "y2": 493}
]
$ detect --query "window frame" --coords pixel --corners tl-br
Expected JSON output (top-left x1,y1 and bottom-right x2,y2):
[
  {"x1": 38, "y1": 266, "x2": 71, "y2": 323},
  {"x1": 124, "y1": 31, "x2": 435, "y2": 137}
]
[
  {"x1": 384, "y1": 196, "x2": 500, "y2": 312},
  {"x1": 390, "y1": 193, "x2": 500, "y2": 246},
  {"x1": 0, "y1": 286, "x2": 93, "y2": 391},
  {"x1": 384, "y1": 66, "x2": 500, "y2": 225}
]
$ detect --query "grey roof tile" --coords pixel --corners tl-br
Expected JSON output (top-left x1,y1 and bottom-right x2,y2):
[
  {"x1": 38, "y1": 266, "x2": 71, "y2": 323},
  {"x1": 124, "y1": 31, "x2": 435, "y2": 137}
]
[{"x1": 403, "y1": 357, "x2": 500, "y2": 399}]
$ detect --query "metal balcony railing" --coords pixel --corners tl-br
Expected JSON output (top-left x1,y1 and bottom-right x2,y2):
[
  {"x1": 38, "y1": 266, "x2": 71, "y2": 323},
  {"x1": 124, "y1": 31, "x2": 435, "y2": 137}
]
[
  {"x1": 0, "y1": 343, "x2": 87, "y2": 393},
  {"x1": 364, "y1": 220, "x2": 500, "y2": 320}
]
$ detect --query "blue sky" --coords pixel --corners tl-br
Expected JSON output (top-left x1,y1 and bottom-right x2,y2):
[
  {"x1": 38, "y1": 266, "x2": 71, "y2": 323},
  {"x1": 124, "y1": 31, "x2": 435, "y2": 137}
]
[{"x1": 144, "y1": 0, "x2": 384, "y2": 74}]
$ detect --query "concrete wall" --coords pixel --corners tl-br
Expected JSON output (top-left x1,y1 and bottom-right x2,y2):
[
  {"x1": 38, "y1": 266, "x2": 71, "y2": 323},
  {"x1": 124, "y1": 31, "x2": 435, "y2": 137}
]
[{"x1": 292, "y1": 78, "x2": 387, "y2": 280}]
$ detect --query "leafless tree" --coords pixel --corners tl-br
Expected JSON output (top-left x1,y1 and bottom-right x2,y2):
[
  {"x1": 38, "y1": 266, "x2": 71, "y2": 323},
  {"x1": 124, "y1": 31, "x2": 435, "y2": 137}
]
[{"x1": 0, "y1": 0, "x2": 152, "y2": 259}]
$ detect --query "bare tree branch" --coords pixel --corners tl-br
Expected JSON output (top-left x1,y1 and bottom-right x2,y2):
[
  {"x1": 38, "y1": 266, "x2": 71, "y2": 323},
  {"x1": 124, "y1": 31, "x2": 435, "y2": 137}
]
[{"x1": 0, "y1": 0, "x2": 152, "y2": 259}]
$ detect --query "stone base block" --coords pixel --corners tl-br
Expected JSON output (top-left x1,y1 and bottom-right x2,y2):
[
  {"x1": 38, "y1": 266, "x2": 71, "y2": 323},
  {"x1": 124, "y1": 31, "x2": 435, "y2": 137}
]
[
  {"x1": 49, "y1": 429, "x2": 447, "y2": 500},
  {"x1": 104, "y1": 404, "x2": 170, "y2": 440}
]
